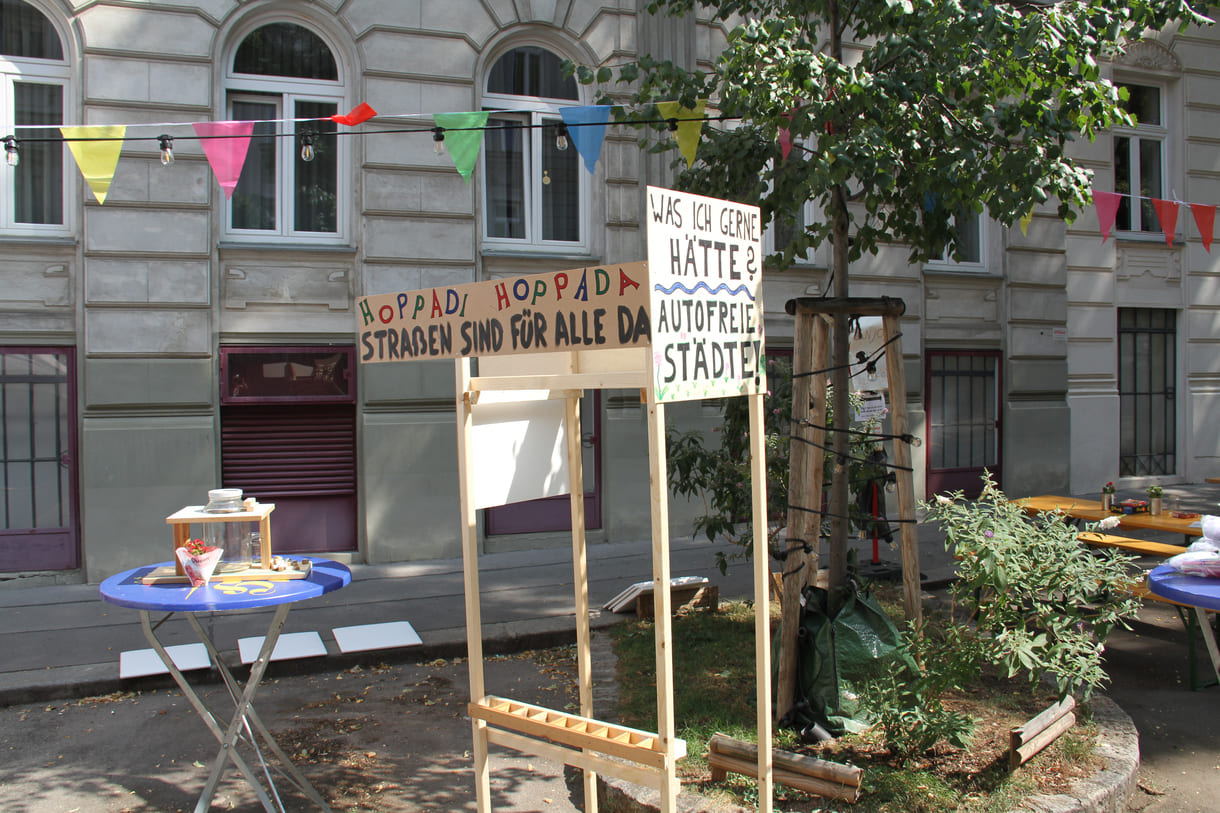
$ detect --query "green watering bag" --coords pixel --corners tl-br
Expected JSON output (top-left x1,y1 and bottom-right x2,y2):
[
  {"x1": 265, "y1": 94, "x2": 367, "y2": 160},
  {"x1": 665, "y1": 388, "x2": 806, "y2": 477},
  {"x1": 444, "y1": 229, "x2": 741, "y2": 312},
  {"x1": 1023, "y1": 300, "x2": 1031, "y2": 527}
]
[{"x1": 778, "y1": 584, "x2": 911, "y2": 738}]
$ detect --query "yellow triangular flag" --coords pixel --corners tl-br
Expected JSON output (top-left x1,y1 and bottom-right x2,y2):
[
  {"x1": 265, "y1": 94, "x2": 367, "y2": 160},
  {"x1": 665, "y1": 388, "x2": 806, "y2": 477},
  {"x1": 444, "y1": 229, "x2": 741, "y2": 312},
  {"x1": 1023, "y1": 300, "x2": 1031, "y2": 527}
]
[
  {"x1": 61, "y1": 125, "x2": 126, "y2": 204},
  {"x1": 657, "y1": 100, "x2": 706, "y2": 169},
  {"x1": 1019, "y1": 209, "x2": 1033, "y2": 235}
]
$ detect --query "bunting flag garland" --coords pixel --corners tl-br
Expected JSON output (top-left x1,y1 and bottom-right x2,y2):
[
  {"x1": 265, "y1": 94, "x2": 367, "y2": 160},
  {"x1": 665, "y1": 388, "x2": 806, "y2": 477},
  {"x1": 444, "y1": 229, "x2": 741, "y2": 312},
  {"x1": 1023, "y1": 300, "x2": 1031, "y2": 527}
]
[
  {"x1": 1092, "y1": 186, "x2": 1217, "y2": 249},
  {"x1": 14, "y1": 98, "x2": 727, "y2": 200},
  {"x1": 193, "y1": 121, "x2": 254, "y2": 199},
  {"x1": 559, "y1": 105, "x2": 612, "y2": 174},
  {"x1": 331, "y1": 102, "x2": 377, "y2": 127},
  {"x1": 1152, "y1": 198, "x2": 1180, "y2": 246},
  {"x1": 1019, "y1": 210, "x2": 1033, "y2": 235},
  {"x1": 432, "y1": 111, "x2": 490, "y2": 181},
  {"x1": 1192, "y1": 203, "x2": 1215, "y2": 253},
  {"x1": 657, "y1": 100, "x2": 706, "y2": 168},
  {"x1": 61, "y1": 125, "x2": 126, "y2": 204},
  {"x1": 1093, "y1": 190, "x2": 1122, "y2": 241}
]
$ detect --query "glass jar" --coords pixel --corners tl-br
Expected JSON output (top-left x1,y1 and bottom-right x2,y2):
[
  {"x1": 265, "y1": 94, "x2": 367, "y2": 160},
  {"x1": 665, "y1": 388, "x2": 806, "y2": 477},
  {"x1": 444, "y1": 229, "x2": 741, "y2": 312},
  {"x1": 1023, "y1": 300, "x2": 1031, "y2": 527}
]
[{"x1": 203, "y1": 488, "x2": 252, "y2": 572}]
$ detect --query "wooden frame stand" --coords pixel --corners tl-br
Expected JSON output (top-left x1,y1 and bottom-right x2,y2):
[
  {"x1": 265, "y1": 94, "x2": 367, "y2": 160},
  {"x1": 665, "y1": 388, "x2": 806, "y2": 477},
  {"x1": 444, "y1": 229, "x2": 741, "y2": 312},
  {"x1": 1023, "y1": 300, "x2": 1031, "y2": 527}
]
[{"x1": 455, "y1": 347, "x2": 773, "y2": 813}]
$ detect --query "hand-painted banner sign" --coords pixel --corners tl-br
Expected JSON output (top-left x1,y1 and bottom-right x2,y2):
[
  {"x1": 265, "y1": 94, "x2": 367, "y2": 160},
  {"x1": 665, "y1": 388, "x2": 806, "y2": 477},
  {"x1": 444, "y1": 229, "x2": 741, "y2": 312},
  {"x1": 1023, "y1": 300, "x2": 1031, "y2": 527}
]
[
  {"x1": 357, "y1": 261, "x2": 651, "y2": 363},
  {"x1": 645, "y1": 186, "x2": 766, "y2": 402}
]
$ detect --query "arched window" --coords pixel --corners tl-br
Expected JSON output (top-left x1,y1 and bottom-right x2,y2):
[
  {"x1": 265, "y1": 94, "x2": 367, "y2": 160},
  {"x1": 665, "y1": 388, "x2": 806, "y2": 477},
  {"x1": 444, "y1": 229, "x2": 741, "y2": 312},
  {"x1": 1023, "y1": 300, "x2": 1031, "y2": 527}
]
[
  {"x1": 483, "y1": 45, "x2": 586, "y2": 251},
  {"x1": 1, "y1": 0, "x2": 68, "y2": 233},
  {"x1": 224, "y1": 21, "x2": 344, "y2": 240}
]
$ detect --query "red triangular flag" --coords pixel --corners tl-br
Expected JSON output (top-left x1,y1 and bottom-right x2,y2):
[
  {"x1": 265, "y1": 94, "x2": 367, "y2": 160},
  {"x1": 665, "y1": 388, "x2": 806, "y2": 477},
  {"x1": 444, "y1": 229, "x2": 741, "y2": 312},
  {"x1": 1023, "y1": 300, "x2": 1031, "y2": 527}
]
[
  {"x1": 1191, "y1": 202, "x2": 1216, "y2": 253},
  {"x1": 1152, "y1": 199, "x2": 1179, "y2": 246},
  {"x1": 330, "y1": 103, "x2": 376, "y2": 126},
  {"x1": 1093, "y1": 190, "x2": 1121, "y2": 241}
]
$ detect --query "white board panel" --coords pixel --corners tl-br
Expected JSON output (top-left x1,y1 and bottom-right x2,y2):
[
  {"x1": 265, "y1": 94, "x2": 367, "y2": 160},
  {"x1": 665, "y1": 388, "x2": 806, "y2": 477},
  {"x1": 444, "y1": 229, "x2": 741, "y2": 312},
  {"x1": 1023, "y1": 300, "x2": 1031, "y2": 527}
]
[{"x1": 472, "y1": 390, "x2": 570, "y2": 509}]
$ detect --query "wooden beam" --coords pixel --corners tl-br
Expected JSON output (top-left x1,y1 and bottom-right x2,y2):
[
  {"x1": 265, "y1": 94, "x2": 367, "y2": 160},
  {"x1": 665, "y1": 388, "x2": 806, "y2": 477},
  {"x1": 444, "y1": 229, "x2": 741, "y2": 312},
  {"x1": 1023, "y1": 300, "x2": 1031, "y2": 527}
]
[{"x1": 785, "y1": 296, "x2": 907, "y2": 318}]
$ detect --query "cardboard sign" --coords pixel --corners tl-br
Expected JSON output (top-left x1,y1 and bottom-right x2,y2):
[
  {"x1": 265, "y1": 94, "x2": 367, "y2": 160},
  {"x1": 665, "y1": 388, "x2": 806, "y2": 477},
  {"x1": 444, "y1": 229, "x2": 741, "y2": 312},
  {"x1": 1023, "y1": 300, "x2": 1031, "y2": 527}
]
[
  {"x1": 356, "y1": 262, "x2": 651, "y2": 363},
  {"x1": 645, "y1": 186, "x2": 765, "y2": 402}
]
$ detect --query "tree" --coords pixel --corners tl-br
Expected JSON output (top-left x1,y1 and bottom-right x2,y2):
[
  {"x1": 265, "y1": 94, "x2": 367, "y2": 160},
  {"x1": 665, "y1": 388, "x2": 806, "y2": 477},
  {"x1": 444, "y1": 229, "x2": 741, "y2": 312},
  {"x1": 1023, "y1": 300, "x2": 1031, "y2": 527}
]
[{"x1": 576, "y1": 0, "x2": 1211, "y2": 608}]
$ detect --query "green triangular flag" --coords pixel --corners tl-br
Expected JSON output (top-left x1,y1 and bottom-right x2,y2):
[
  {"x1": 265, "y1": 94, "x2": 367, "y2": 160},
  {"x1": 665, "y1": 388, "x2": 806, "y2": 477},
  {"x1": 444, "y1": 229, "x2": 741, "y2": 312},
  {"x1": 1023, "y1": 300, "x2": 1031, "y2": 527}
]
[{"x1": 433, "y1": 112, "x2": 490, "y2": 181}]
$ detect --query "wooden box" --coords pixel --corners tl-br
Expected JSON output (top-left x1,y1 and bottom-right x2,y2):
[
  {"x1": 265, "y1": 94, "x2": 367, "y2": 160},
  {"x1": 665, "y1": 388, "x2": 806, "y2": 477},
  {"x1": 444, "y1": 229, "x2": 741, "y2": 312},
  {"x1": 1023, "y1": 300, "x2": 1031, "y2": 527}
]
[{"x1": 166, "y1": 502, "x2": 274, "y2": 576}]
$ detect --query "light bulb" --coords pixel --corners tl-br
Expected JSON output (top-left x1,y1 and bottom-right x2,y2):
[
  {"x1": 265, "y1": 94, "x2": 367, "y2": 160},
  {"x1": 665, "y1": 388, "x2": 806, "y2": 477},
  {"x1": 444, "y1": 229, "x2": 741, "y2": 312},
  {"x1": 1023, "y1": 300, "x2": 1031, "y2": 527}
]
[
  {"x1": 555, "y1": 125, "x2": 569, "y2": 151},
  {"x1": 300, "y1": 134, "x2": 315, "y2": 163},
  {"x1": 157, "y1": 134, "x2": 174, "y2": 166},
  {"x1": 542, "y1": 169, "x2": 551, "y2": 186},
  {"x1": 3, "y1": 137, "x2": 17, "y2": 168},
  {"x1": 432, "y1": 127, "x2": 445, "y2": 154}
]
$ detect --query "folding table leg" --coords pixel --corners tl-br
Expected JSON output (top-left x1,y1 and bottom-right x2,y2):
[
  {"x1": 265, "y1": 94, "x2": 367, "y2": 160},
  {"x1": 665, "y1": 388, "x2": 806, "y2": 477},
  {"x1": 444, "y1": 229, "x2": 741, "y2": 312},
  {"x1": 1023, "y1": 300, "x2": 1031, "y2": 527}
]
[
  {"x1": 1192, "y1": 607, "x2": 1220, "y2": 687},
  {"x1": 139, "y1": 611, "x2": 277, "y2": 811},
  {"x1": 186, "y1": 613, "x2": 332, "y2": 811}
]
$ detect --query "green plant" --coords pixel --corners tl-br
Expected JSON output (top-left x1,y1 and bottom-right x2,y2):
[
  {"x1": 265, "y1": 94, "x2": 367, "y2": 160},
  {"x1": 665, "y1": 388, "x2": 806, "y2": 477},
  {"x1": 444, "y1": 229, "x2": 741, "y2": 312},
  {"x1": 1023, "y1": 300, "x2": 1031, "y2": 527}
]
[
  {"x1": 1146, "y1": 485, "x2": 1164, "y2": 498},
  {"x1": 666, "y1": 356, "x2": 888, "y2": 573},
  {"x1": 858, "y1": 622, "x2": 979, "y2": 760},
  {"x1": 1101, "y1": 481, "x2": 1116, "y2": 494},
  {"x1": 922, "y1": 474, "x2": 1143, "y2": 698}
]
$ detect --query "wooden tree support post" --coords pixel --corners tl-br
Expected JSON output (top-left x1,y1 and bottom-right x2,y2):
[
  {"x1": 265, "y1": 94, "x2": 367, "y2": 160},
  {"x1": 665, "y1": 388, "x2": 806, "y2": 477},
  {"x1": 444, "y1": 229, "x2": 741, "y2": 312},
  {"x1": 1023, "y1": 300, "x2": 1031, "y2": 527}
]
[
  {"x1": 1009, "y1": 696, "x2": 1077, "y2": 769},
  {"x1": 782, "y1": 296, "x2": 922, "y2": 624},
  {"x1": 706, "y1": 734, "x2": 862, "y2": 803}
]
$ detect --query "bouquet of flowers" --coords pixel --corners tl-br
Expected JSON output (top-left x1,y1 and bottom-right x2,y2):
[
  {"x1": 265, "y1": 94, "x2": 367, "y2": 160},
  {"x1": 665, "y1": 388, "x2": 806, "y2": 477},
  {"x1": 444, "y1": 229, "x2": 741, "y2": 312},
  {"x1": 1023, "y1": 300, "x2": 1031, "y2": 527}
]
[
  {"x1": 1101, "y1": 482, "x2": 1116, "y2": 494},
  {"x1": 176, "y1": 538, "x2": 223, "y2": 587}
]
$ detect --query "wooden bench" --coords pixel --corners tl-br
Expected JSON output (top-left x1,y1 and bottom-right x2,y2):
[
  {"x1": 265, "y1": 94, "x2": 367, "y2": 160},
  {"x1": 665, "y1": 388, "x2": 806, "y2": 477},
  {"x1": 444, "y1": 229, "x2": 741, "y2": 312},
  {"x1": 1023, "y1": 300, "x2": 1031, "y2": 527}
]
[{"x1": 1076, "y1": 532, "x2": 1188, "y2": 559}]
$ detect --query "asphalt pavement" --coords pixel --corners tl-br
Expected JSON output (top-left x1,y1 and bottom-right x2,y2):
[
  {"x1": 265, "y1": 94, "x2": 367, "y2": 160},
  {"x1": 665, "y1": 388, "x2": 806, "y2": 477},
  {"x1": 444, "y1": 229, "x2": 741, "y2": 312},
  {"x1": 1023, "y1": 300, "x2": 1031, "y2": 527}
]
[{"x1": 1, "y1": 484, "x2": 1219, "y2": 811}]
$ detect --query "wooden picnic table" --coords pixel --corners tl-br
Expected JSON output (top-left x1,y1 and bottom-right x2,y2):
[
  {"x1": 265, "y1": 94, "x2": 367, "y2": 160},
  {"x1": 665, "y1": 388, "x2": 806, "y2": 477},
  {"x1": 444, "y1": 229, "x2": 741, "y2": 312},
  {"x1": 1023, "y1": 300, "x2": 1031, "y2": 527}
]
[{"x1": 1016, "y1": 495, "x2": 1203, "y2": 539}]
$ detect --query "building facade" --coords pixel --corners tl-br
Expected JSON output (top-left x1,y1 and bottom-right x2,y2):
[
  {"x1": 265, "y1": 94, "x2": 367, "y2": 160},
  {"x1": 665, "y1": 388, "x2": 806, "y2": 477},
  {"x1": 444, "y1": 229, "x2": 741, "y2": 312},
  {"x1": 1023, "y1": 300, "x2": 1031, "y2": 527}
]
[{"x1": 1, "y1": 0, "x2": 1216, "y2": 584}]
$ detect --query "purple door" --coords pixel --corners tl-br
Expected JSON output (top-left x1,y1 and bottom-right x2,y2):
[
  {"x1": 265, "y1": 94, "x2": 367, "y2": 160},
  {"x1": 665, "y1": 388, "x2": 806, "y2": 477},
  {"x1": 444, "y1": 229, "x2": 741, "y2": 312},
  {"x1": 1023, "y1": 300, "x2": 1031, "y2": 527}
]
[
  {"x1": 220, "y1": 347, "x2": 357, "y2": 553},
  {"x1": 484, "y1": 391, "x2": 602, "y2": 535},
  {"x1": 0, "y1": 348, "x2": 79, "y2": 571},
  {"x1": 925, "y1": 350, "x2": 1002, "y2": 499}
]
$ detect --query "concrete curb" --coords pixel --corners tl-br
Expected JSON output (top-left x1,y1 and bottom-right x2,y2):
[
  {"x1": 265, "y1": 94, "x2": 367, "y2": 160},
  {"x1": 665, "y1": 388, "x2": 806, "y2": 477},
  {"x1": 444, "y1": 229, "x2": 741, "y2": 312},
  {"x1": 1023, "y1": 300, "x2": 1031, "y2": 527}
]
[
  {"x1": 596, "y1": 695, "x2": 1139, "y2": 813},
  {"x1": 1018, "y1": 695, "x2": 1140, "y2": 813}
]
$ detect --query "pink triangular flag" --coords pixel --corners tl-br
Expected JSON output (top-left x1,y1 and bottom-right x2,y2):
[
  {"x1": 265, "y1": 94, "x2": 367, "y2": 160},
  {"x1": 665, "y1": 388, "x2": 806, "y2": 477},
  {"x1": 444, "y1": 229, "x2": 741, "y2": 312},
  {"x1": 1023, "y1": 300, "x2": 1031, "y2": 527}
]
[
  {"x1": 193, "y1": 121, "x2": 255, "y2": 199},
  {"x1": 1191, "y1": 202, "x2": 1216, "y2": 253},
  {"x1": 778, "y1": 124, "x2": 792, "y2": 160},
  {"x1": 331, "y1": 102, "x2": 376, "y2": 126},
  {"x1": 1152, "y1": 199, "x2": 1179, "y2": 246},
  {"x1": 1093, "y1": 190, "x2": 1121, "y2": 241}
]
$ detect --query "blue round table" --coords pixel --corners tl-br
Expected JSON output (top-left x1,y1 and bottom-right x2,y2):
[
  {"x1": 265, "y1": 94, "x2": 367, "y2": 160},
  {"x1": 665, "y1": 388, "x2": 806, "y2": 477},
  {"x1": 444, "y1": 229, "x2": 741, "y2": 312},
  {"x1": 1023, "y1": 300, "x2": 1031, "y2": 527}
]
[
  {"x1": 1147, "y1": 564, "x2": 1220, "y2": 686},
  {"x1": 100, "y1": 557, "x2": 350, "y2": 812},
  {"x1": 100, "y1": 557, "x2": 351, "y2": 612}
]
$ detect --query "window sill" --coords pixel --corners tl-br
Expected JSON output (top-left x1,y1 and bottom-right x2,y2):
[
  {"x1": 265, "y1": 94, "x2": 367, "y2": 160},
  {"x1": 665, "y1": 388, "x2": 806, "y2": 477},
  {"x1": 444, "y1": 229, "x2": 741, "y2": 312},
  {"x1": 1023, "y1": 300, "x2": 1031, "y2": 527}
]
[
  {"x1": 481, "y1": 246, "x2": 597, "y2": 263},
  {"x1": 0, "y1": 235, "x2": 77, "y2": 248},
  {"x1": 1114, "y1": 232, "x2": 1182, "y2": 248},
  {"x1": 219, "y1": 241, "x2": 358, "y2": 255}
]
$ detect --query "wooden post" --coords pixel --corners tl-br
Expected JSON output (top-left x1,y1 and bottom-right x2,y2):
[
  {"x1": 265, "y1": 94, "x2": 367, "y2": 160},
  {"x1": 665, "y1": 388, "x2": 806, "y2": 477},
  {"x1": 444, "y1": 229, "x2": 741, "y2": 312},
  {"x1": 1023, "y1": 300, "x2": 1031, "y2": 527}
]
[
  {"x1": 454, "y1": 358, "x2": 492, "y2": 812},
  {"x1": 777, "y1": 312, "x2": 829, "y2": 723},
  {"x1": 645, "y1": 394, "x2": 679, "y2": 813},
  {"x1": 749, "y1": 392, "x2": 774, "y2": 813},
  {"x1": 882, "y1": 314, "x2": 922, "y2": 624},
  {"x1": 565, "y1": 393, "x2": 598, "y2": 812}
]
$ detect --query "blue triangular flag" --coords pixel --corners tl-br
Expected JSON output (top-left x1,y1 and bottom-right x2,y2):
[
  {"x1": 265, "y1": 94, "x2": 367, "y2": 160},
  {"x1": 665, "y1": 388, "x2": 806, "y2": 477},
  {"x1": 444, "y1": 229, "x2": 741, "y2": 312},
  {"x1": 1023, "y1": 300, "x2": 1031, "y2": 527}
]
[{"x1": 560, "y1": 105, "x2": 612, "y2": 174}]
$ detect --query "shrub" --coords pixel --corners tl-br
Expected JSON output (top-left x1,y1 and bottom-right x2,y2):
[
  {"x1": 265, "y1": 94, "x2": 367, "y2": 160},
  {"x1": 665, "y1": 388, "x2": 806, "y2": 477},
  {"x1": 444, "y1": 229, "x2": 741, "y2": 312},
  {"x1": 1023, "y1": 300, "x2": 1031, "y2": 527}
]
[{"x1": 921, "y1": 474, "x2": 1142, "y2": 699}]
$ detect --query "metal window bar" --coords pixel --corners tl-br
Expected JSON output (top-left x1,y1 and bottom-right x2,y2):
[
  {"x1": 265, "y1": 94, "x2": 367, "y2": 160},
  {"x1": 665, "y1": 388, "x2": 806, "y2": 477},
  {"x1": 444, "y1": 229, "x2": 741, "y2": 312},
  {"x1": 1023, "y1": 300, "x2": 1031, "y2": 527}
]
[
  {"x1": 1, "y1": 351, "x2": 70, "y2": 530},
  {"x1": 929, "y1": 354, "x2": 998, "y2": 470},
  {"x1": 1118, "y1": 308, "x2": 1176, "y2": 477}
]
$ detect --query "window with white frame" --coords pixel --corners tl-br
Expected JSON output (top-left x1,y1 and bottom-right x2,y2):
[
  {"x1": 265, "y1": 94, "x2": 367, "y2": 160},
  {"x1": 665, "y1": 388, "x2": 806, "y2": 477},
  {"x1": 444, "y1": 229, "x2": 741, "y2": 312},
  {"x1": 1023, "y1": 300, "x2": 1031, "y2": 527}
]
[
  {"x1": 1113, "y1": 82, "x2": 1166, "y2": 234},
  {"x1": 0, "y1": 0, "x2": 68, "y2": 234},
  {"x1": 482, "y1": 46, "x2": 586, "y2": 252},
  {"x1": 927, "y1": 209, "x2": 984, "y2": 268},
  {"x1": 224, "y1": 22, "x2": 345, "y2": 241}
]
